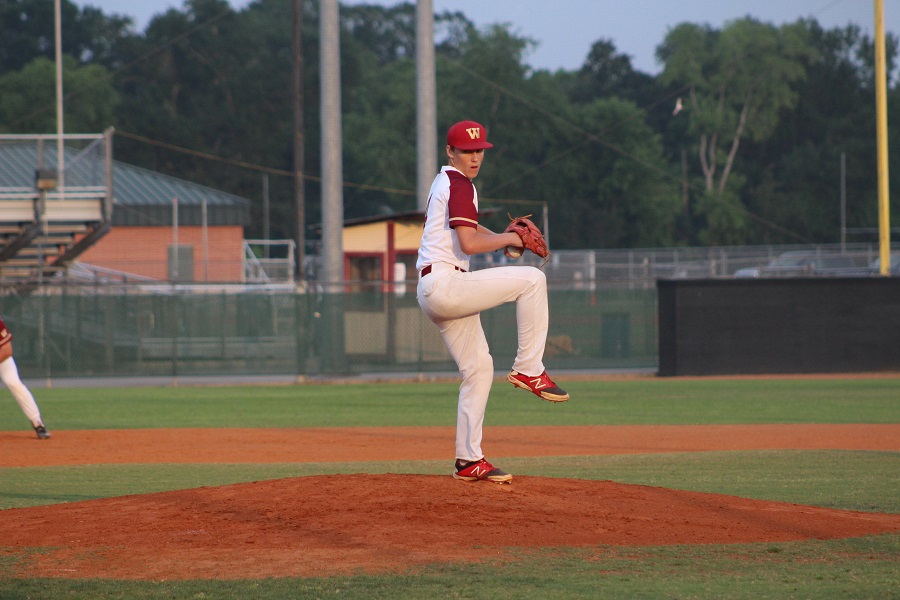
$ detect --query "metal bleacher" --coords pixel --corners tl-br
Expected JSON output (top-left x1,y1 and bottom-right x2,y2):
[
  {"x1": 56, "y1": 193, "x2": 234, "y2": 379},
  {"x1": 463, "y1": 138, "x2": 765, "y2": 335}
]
[{"x1": 0, "y1": 130, "x2": 113, "y2": 285}]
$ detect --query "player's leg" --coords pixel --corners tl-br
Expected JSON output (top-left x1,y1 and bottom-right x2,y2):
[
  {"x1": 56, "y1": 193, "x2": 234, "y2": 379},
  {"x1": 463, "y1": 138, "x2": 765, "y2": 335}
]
[
  {"x1": 456, "y1": 267, "x2": 568, "y2": 402},
  {"x1": 433, "y1": 312, "x2": 512, "y2": 483},
  {"x1": 454, "y1": 266, "x2": 550, "y2": 376},
  {"x1": 423, "y1": 266, "x2": 566, "y2": 401},
  {"x1": 435, "y1": 312, "x2": 493, "y2": 462},
  {"x1": 0, "y1": 357, "x2": 50, "y2": 437}
]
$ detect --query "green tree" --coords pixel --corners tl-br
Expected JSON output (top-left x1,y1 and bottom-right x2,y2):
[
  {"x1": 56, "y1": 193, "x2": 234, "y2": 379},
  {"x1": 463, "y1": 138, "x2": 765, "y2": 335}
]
[
  {"x1": 13, "y1": 0, "x2": 891, "y2": 250},
  {"x1": 657, "y1": 18, "x2": 813, "y2": 243},
  {"x1": 659, "y1": 18, "x2": 811, "y2": 195},
  {"x1": 111, "y1": 0, "x2": 302, "y2": 238},
  {"x1": 340, "y1": 1, "x2": 416, "y2": 65},
  {"x1": 0, "y1": 0, "x2": 133, "y2": 72},
  {"x1": 339, "y1": 13, "x2": 532, "y2": 221},
  {"x1": 501, "y1": 95, "x2": 679, "y2": 249},
  {"x1": 740, "y1": 21, "x2": 899, "y2": 244},
  {"x1": 567, "y1": 39, "x2": 661, "y2": 108},
  {"x1": 0, "y1": 56, "x2": 118, "y2": 133}
]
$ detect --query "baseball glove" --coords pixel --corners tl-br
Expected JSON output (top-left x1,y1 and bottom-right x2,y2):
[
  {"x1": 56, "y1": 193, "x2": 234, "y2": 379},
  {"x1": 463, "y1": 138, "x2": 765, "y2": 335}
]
[{"x1": 504, "y1": 213, "x2": 550, "y2": 266}]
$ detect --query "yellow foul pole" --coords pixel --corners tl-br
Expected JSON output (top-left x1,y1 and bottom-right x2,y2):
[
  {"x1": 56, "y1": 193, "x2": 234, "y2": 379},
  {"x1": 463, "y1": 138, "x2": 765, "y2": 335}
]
[{"x1": 874, "y1": 0, "x2": 891, "y2": 275}]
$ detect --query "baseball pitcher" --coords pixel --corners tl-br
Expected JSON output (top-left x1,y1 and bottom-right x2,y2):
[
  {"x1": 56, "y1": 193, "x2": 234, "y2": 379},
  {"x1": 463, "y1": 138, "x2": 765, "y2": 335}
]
[{"x1": 416, "y1": 120, "x2": 568, "y2": 484}]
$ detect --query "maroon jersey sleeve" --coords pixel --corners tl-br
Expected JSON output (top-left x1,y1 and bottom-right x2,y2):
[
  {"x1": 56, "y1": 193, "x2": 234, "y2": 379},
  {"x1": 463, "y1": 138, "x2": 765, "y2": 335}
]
[
  {"x1": 446, "y1": 171, "x2": 478, "y2": 229},
  {"x1": 0, "y1": 318, "x2": 11, "y2": 347}
]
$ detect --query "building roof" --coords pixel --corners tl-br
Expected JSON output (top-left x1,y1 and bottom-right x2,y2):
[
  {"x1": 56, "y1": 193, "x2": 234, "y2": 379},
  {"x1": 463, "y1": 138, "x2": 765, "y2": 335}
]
[
  {"x1": 318, "y1": 207, "x2": 502, "y2": 231},
  {"x1": 342, "y1": 211, "x2": 426, "y2": 227},
  {"x1": 110, "y1": 161, "x2": 250, "y2": 226},
  {"x1": 0, "y1": 141, "x2": 250, "y2": 227}
]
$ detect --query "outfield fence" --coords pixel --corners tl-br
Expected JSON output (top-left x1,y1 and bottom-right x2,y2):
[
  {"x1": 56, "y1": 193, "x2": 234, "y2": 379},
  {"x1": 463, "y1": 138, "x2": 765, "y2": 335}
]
[
  {"x1": 5, "y1": 241, "x2": 894, "y2": 381},
  {"x1": 2, "y1": 285, "x2": 657, "y2": 380}
]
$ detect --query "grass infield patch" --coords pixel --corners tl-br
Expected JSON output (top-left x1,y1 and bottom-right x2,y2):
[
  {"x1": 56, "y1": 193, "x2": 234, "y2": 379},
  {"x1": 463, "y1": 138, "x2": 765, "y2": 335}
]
[
  {"x1": 2, "y1": 376, "x2": 898, "y2": 429},
  {"x1": 1, "y1": 450, "x2": 897, "y2": 512},
  {"x1": 1, "y1": 536, "x2": 897, "y2": 599}
]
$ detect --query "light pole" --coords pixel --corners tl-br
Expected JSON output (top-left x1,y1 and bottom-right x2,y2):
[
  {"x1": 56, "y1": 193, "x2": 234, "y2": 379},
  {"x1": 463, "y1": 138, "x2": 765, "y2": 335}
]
[{"x1": 54, "y1": 0, "x2": 64, "y2": 195}]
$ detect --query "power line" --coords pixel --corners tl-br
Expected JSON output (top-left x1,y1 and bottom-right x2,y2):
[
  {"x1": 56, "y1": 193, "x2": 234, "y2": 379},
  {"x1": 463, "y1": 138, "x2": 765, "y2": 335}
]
[
  {"x1": 10, "y1": 6, "x2": 236, "y2": 129},
  {"x1": 18, "y1": 3, "x2": 817, "y2": 242},
  {"x1": 115, "y1": 129, "x2": 416, "y2": 196},
  {"x1": 446, "y1": 58, "x2": 813, "y2": 243}
]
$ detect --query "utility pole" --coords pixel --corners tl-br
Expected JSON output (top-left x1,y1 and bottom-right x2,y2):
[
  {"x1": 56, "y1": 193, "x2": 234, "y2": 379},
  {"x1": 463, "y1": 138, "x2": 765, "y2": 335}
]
[
  {"x1": 320, "y1": 0, "x2": 344, "y2": 290},
  {"x1": 292, "y1": 0, "x2": 305, "y2": 280},
  {"x1": 874, "y1": 0, "x2": 891, "y2": 275},
  {"x1": 54, "y1": 0, "x2": 64, "y2": 194},
  {"x1": 416, "y1": 0, "x2": 437, "y2": 211}
]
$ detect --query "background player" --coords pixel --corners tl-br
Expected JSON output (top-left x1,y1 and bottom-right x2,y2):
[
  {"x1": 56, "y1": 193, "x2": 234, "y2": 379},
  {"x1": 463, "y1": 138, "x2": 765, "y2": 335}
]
[
  {"x1": 416, "y1": 120, "x2": 568, "y2": 484},
  {"x1": 0, "y1": 317, "x2": 51, "y2": 439}
]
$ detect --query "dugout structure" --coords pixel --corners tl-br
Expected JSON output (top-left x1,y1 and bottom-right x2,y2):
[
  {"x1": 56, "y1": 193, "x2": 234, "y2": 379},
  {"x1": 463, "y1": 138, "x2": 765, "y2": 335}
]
[{"x1": 657, "y1": 277, "x2": 900, "y2": 376}]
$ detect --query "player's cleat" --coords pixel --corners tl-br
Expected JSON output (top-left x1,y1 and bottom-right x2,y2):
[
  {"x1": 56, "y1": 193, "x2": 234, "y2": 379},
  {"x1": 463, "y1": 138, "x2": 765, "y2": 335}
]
[
  {"x1": 453, "y1": 458, "x2": 512, "y2": 483},
  {"x1": 507, "y1": 370, "x2": 569, "y2": 402},
  {"x1": 33, "y1": 424, "x2": 51, "y2": 440}
]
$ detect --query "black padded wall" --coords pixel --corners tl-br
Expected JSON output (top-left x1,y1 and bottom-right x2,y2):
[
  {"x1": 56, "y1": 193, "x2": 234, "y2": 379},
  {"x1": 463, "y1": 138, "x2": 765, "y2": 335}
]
[{"x1": 657, "y1": 278, "x2": 900, "y2": 376}]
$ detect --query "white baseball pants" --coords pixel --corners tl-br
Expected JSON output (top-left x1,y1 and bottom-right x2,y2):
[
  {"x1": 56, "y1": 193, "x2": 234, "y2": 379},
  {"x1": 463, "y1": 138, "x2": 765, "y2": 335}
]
[
  {"x1": 417, "y1": 262, "x2": 549, "y2": 461},
  {"x1": 0, "y1": 357, "x2": 43, "y2": 426}
]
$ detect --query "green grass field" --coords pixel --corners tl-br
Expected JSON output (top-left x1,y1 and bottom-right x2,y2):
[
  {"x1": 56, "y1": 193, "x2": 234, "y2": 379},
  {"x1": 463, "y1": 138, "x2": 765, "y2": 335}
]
[{"x1": 1, "y1": 376, "x2": 898, "y2": 599}]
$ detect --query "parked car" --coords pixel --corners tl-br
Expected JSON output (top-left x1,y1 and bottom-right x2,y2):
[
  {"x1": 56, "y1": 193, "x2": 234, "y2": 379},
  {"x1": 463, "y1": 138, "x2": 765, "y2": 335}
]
[
  {"x1": 733, "y1": 251, "x2": 865, "y2": 278},
  {"x1": 867, "y1": 252, "x2": 900, "y2": 276}
]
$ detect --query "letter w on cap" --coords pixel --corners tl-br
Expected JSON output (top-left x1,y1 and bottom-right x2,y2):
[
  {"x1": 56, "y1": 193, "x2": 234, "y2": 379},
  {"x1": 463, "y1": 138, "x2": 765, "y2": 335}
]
[{"x1": 466, "y1": 127, "x2": 481, "y2": 139}]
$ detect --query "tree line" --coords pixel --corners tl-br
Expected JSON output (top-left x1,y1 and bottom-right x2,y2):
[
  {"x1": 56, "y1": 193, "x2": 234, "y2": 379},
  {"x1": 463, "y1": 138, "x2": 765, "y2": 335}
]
[{"x1": 1, "y1": 0, "x2": 898, "y2": 249}]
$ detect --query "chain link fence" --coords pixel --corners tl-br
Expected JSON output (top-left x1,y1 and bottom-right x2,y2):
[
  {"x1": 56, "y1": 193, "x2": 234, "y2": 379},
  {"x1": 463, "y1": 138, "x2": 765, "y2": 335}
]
[
  {"x1": 530, "y1": 243, "x2": 891, "y2": 290},
  {"x1": 2, "y1": 284, "x2": 655, "y2": 381},
  {"x1": 3, "y1": 242, "x2": 894, "y2": 381}
]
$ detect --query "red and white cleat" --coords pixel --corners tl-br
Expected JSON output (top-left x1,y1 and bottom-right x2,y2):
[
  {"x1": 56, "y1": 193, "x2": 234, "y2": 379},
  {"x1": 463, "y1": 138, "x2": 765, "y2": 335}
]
[
  {"x1": 452, "y1": 458, "x2": 512, "y2": 483},
  {"x1": 507, "y1": 370, "x2": 569, "y2": 402}
]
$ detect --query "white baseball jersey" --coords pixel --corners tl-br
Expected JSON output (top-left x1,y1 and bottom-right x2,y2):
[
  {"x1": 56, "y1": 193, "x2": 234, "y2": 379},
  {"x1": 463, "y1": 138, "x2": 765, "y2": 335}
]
[{"x1": 416, "y1": 166, "x2": 478, "y2": 273}]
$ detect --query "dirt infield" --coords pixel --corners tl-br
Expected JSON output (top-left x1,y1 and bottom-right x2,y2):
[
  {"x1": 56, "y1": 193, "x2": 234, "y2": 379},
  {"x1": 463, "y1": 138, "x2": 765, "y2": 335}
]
[
  {"x1": 1, "y1": 424, "x2": 898, "y2": 580},
  {"x1": 2, "y1": 424, "x2": 899, "y2": 467}
]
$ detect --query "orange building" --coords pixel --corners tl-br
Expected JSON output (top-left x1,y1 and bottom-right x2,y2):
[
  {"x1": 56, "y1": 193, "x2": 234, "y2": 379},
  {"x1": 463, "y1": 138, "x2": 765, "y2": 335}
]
[
  {"x1": 66, "y1": 161, "x2": 250, "y2": 283},
  {"x1": 76, "y1": 162, "x2": 251, "y2": 283}
]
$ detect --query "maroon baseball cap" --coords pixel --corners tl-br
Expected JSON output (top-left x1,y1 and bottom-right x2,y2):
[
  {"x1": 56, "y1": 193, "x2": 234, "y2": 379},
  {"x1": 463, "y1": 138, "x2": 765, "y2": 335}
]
[{"x1": 446, "y1": 120, "x2": 494, "y2": 150}]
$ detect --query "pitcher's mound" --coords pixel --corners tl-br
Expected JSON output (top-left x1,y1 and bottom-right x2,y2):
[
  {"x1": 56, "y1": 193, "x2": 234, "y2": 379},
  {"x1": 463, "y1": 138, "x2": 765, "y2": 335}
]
[{"x1": 2, "y1": 473, "x2": 898, "y2": 580}]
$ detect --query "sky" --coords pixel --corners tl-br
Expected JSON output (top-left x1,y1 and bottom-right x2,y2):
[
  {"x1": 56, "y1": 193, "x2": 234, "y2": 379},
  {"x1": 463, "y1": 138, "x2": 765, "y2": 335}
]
[{"x1": 76, "y1": 0, "x2": 899, "y2": 75}]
